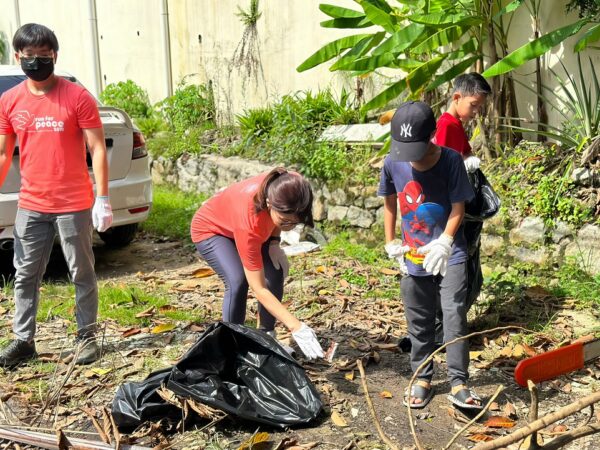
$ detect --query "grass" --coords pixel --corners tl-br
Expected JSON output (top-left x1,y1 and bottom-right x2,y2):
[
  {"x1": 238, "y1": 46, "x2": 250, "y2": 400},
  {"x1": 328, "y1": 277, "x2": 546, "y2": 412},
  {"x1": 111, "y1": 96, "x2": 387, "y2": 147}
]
[
  {"x1": 142, "y1": 184, "x2": 207, "y2": 241},
  {"x1": 35, "y1": 282, "x2": 206, "y2": 331}
]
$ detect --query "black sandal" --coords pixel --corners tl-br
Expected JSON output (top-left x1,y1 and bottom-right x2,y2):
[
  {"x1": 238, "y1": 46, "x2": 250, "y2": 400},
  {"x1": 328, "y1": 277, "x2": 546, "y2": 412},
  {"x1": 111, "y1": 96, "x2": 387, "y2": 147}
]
[
  {"x1": 403, "y1": 381, "x2": 434, "y2": 409},
  {"x1": 447, "y1": 384, "x2": 483, "y2": 410}
]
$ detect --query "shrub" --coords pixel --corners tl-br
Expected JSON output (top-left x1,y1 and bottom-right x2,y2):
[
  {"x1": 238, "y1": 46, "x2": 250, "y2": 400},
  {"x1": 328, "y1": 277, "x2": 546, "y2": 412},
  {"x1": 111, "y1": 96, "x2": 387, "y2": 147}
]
[
  {"x1": 158, "y1": 82, "x2": 215, "y2": 133},
  {"x1": 234, "y1": 89, "x2": 364, "y2": 181},
  {"x1": 99, "y1": 80, "x2": 152, "y2": 118}
]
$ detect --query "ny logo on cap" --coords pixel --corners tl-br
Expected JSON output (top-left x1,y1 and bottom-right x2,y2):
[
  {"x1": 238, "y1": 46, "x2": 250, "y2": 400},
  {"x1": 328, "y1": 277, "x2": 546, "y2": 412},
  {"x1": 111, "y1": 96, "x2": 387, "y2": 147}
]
[{"x1": 399, "y1": 123, "x2": 412, "y2": 138}]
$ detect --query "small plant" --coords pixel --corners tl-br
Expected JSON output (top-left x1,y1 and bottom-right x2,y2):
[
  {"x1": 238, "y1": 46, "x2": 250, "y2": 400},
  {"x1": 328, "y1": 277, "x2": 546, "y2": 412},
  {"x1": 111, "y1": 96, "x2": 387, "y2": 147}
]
[
  {"x1": 134, "y1": 116, "x2": 169, "y2": 138},
  {"x1": 99, "y1": 80, "x2": 152, "y2": 118},
  {"x1": 141, "y1": 184, "x2": 207, "y2": 241},
  {"x1": 158, "y1": 81, "x2": 215, "y2": 133}
]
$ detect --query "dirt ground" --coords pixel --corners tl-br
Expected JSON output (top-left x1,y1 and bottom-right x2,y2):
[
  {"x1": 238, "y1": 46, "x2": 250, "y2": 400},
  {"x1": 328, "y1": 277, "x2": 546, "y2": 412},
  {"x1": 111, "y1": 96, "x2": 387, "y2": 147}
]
[{"x1": 0, "y1": 233, "x2": 598, "y2": 450}]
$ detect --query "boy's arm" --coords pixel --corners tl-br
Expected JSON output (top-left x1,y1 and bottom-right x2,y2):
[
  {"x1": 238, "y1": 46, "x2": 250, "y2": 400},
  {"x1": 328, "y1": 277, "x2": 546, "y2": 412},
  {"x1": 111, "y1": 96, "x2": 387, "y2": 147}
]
[
  {"x1": 84, "y1": 127, "x2": 108, "y2": 197},
  {"x1": 0, "y1": 133, "x2": 17, "y2": 188},
  {"x1": 383, "y1": 194, "x2": 397, "y2": 243},
  {"x1": 443, "y1": 201, "x2": 465, "y2": 239}
]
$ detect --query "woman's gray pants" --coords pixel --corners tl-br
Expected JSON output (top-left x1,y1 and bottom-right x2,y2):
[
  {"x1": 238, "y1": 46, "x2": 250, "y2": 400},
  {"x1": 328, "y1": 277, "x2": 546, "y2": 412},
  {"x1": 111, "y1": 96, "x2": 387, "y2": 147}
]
[
  {"x1": 12, "y1": 208, "x2": 98, "y2": 342},
  {"x1": 195, "y1": 235, "x2": 284, "y2": 330}
]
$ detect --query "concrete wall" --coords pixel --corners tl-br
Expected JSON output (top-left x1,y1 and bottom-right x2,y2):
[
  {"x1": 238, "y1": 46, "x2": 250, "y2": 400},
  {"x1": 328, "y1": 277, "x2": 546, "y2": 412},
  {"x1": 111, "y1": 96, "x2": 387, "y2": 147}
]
[{"x1": 0, "y1": 0, "x2": 597, "y2": 128}]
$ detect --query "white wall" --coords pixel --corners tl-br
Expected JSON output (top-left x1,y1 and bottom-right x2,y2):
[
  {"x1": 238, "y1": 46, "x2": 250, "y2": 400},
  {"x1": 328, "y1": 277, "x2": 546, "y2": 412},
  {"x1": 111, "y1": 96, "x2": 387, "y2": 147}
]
[{"x1": 0, "y1": 0, "x2": 597, "y2": 130}]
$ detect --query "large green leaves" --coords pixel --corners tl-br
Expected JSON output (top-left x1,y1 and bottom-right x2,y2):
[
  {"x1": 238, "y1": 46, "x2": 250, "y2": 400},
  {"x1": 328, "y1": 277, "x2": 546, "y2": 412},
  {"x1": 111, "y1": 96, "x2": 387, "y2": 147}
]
[
  {"x1": 483, "y1": 18, "x2": 589, "y2": 77},
  {"x1": 372, "y1": 23, "x2": 426, "y2": 55},
  {"x1": 319, "y1": 4, "x2": 364, "y2": 18},
  {"x1": 297, "y1": 34, "x2": 374, "y2": 72},
  {"x1": 425, "y1": 56, "x2": 480, "y2": 92},
  {"x1": 574, "y1": 23, "x2": 600, "y2": 52},
  {"x1": 359, "y1": 0, "x2": 396, "y2": 33}
]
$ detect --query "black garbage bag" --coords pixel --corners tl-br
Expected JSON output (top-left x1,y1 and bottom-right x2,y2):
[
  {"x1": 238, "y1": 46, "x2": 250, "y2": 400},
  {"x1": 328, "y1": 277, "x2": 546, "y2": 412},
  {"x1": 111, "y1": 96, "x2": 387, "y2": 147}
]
[
  {"x1": 112, "y1": 322, "x2": 322, "y2": 430},
  {"x1": 465, "y1": 169, "x2": 501, "y2": 222}
]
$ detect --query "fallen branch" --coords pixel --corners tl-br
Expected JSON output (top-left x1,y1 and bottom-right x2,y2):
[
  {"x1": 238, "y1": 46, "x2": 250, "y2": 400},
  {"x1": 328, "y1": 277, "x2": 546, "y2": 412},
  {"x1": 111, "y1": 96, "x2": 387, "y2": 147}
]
[
  {"x1": 524, "y1": 380, "x2": 542, "y2": 450},
  {"x1": 0, "y1": 425, "x2": 151, "y2": 450},
  {"x1": 541, "y1": 423, "x2": 600, "y2": 450},
  {"x1": 356, "y1": 359, "x2": 399, "y2": 450},
  {"x1": 472, "y1": 390, "x2": 600, "y2": 450},
  {"x1": 407, "y1": 325, "x2": 531, "y2": 450},
  {"x1": 443, "y1": 384, "x2": 504, "y2": 450}
]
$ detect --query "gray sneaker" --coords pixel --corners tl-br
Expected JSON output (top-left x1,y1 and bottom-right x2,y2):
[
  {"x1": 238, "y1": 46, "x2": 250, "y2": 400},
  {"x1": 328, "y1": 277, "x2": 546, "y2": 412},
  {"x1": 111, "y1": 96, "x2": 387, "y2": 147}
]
[
  {"x1": 60, "y1": 336, "x2": 101, "y2": 365},
  {"x1": 0, "y1": 339, "x2": 37, "y2": 368},
  {"x1": 75, "y1": 336, "x2": 101, "y2": 365}
]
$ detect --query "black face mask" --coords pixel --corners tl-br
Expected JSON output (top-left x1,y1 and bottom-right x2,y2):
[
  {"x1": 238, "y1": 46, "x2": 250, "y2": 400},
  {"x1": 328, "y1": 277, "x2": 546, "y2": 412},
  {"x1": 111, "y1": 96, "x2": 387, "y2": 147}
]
[{"x1": 20, "y1": 57, "x2": 54, "y2": 82}]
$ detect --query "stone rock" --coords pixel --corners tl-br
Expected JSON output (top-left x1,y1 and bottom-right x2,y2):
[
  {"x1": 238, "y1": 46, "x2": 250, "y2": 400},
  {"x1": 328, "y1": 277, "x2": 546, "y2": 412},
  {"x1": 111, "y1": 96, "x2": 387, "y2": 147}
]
[
  {"x1": 480, "y1": 234, "x2": 504, "y2": 257},
  {"x1": 346, "y1": 206, "x2": 374, "y2": 228},
  {"x1": 151, "y1": 156, "x2": 177, "y2": 186},
  {"x1": 374, "y1": 206, "x2": 385, "y2": 224},
  {"x1": 312, "y1": 196, "x2": 327, "y2": 222},
  {"x1": 509, "y1": 216, "x2": 545, "y2": 245},
  {"x1": 565, "y1": 224, "x2": 600, "y2": 275},
  {"x1": 327, "y1": 205, "x2": 349, "y2": 222},
  {"x1": 364, "y1": 195, "x2": 383, "y2": 209},
  {"x1": 507, "y1": 246, "x2": 549, "y2": 266},
  {"x1": 348, "y1": 186, "x2": 364, "y2": 207},
  {"x1": 551, "y1": 220, "x2": 574, "y2": 243},
  {"x1": 571, "y1": 167, "x2": 599, "y2": 187},
  {"x1": 329, "y1": 188, "x2": 348, "y2": 206},
  {"x1": 484, "y1": 213, "x2": 509, "y2": 235}
]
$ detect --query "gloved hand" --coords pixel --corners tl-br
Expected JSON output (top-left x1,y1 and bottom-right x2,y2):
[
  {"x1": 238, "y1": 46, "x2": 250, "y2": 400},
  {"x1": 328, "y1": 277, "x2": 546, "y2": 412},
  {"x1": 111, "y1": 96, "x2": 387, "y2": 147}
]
[
  {"x1": 269, "y1": 240, "x2": 289, "y2": 278},
  {"x1": 464, "y1": 155, "x2": 481, "y2": 173},
  {"x1": 385, "y1": 240, "x2": 410, "y2": 259},
  {"x1": 92, "y1": 196, "x2": 113, "y2": 232},
  {"x1": 291, "y1": 322, "x2": 324, "y2": 360},
  {"x1": 417, "y1": 233, "x2": 453, "y2": 276}
]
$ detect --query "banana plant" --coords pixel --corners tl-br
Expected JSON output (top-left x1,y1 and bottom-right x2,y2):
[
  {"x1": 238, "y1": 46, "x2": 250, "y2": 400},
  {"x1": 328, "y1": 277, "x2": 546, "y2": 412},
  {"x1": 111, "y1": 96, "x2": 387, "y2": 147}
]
[{"x1": 298, "y1": 0, "x2": 600, "y2": 114}]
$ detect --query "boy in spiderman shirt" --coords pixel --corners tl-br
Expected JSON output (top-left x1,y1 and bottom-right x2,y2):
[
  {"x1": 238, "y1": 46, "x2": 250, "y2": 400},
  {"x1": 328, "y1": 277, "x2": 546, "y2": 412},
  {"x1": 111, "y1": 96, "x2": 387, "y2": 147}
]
[{"x1": 378, "y1": 101, "x2": 482, "y2": 410}]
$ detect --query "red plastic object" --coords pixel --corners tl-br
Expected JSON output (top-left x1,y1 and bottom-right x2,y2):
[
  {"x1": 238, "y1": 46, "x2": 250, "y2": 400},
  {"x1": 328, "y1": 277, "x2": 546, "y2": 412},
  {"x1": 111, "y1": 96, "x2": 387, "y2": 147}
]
[{"x1": 514, "y1": 342, "x2": 584, "y2": 387}]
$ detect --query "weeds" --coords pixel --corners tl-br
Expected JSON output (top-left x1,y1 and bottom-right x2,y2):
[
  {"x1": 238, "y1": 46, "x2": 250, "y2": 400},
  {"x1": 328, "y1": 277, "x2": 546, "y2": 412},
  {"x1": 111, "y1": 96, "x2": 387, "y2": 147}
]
[
  {"x1": 99, "y1": 80, "x2": 152, "y2": 119},
  {"x1": 141, "y1": 185, "x2": 207, "y2": 241}
]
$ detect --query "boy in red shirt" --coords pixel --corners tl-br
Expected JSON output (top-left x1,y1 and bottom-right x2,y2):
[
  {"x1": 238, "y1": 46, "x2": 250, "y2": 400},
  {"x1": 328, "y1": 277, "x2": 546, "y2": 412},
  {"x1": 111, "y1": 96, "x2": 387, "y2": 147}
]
[
  {"x1": 434, "y1": 73, "x2": 491, "y2": 339},
  {"x1": 0, "y1": 24, "x2": 112, "y2": 367}
]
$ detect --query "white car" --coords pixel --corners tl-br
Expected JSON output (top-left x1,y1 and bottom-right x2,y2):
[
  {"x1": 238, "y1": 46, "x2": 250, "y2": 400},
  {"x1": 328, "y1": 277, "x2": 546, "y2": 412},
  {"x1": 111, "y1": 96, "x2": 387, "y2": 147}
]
[{"x1": 0, "y1": 66, "x2": 152, "y2": 252}]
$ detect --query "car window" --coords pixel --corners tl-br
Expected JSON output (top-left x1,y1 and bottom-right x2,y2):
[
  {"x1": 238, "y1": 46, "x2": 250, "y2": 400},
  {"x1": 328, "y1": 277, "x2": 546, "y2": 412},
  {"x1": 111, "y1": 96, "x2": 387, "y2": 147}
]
[
  {"x1": 0, "y1": 76, "x2": 26, "y2": 95},
  {"x1": 0, "y1": 75, "x2": 79, "y2": 96}
]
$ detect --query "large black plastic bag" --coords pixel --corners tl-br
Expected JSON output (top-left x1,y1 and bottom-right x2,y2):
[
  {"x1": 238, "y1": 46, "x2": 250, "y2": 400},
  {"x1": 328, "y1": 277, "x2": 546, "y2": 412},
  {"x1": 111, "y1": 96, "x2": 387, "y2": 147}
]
[
  {"x1": 112, "y1": 322, "x2": 322, "y2": 430},
  {"x1": 465, "y1": 168, "x2": 501, "y2": 222}
]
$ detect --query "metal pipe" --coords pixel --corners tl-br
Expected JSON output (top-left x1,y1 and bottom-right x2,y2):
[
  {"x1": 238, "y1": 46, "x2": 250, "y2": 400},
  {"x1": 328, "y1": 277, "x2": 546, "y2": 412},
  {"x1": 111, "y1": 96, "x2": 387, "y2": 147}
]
[
  {"x1": 87, "y1": 0, "x2": 103, "y2": 97},
  {"x1": 14, "y1": 0, "x2": 21, "y2": 29},
  {"x1": 160, "y1": 0, "x2": 173, "y2": 97}
]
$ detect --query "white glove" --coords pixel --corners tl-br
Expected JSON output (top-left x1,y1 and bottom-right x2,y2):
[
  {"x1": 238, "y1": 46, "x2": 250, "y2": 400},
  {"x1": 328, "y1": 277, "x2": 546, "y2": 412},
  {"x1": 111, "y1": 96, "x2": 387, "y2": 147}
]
[
  {"x1": 385, "y1": 241, "x2": 410, "y2": 259},
  {"x1": 291, "y1": 323, "x2": 324, "y2": 360},
  {"x1": 268, "y1": 240, "x2": 289, "y2": 278},
  {"x1": 417, "y1": 233, "x2": 453, "y2": 277},
  {"x1": 92, "y1": 196, "x2": 113, "y2": 232},
  {"x1": 464, "y1": 155, "x2": 481, "y2": 173}
]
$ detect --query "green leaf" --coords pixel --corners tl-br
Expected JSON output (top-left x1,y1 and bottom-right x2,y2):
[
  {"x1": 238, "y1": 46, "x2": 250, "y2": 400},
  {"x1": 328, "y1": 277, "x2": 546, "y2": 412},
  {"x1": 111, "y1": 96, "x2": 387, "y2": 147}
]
[
  {"x1": 446, "y1": 38, "x2": 478, "y2": 60},
  {"x1": 319, "y1": 4, "x2": 365, "y2": 19},
  {"x1": 493, "y1": 0, "x2": 526, "y2": 19},
  {"x1": 359, "y1": 0, "x2": 397, "y2": 33},
  {"x1": 406, "y1": 56, "x2": 446, "y2": 93},
  {"x1": 333, "y1": 52, "x2": 397, "y2": 71},
  {"x1": 425, "y1": 56, "x2": 479, "y2": 92},
  {"x1": 362, "y1": 78, "x2": 408, "y2": 112},
  {"x1": 409, "y1": 12, "x2": 483, "y2": 27},
  {"x1": 372, "y1": 23, "x2": 425, "y2": 55},
  {"x1": 330, "y1": 32, "x2": 386, "y2": 71},
  {"x1": 297, "y1": 34, "x2": 374, "y2": 72},
  {"x1": 574, "y1": 23, "x2": 600, "y2": 52},
  {"x1": 320, "y1": 17, "x2": 373, "y2": 28},
  {"x1": 411, "y1": 25, "x2": 468, "y2": 53},
  {"x1": 483, "y1": 19, "x2": 589, "y2": 77}
]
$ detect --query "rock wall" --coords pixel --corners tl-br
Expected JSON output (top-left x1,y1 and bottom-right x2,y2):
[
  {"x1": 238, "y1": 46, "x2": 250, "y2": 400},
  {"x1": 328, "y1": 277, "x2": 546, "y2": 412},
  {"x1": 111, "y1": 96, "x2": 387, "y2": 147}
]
[{"x1": 151, "y1": 154, "x2": 600, "y2": 275}]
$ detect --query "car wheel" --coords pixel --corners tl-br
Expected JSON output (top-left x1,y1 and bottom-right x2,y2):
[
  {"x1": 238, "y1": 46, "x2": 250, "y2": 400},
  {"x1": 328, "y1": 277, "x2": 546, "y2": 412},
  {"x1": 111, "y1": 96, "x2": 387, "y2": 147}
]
[{"x1": 99, "y1": 224, "x2": 138, "y2": 248}]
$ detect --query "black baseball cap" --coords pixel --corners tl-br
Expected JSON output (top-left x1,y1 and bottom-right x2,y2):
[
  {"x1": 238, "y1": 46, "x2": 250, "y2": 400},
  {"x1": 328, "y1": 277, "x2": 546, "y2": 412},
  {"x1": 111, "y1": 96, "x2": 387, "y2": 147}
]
[{"x1": 389, "y1": 101, "x2": 436, "y2": 161}]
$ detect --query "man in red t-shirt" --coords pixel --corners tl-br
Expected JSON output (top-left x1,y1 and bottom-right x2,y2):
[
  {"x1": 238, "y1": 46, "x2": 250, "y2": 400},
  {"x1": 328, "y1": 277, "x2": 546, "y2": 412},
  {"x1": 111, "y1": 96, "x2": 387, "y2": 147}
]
[{"x1": 0, "y1": 24, "x2": 113, "y2": 367}]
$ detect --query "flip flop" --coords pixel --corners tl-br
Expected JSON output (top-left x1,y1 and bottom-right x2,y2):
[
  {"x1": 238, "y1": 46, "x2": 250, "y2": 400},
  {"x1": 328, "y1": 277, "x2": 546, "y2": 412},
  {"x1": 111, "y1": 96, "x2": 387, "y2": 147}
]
[
  {"x1": 403, "y1": 381, "x2": 434, "y2": 409},
  {"x1": 447, "y1": 385, "x2": 483, "y2": 410}
]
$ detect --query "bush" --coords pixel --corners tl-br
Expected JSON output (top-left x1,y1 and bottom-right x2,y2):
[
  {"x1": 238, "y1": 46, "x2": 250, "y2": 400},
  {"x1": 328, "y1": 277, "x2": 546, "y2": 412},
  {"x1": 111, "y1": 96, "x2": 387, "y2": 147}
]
[
  {"x1": 158, "y1": 82, "x2": 215, "y2": 133},
  {"x1": 99, "y1": 80, "x2": 152, "y2": 118},
  {"x1": 233, "y1": 89, "x2": 364, "y2": 182}
]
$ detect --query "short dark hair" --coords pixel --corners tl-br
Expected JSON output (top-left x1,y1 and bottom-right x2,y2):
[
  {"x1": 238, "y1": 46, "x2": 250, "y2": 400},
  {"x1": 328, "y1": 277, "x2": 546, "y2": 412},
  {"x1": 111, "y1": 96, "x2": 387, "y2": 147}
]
[
  {"x1": 254, "y1": 168, "x2": 314, "y2": 228},
  {"x1": 452, "y1": 73, "x2": 491, "y2": 97},
  {"x1": 12, "y1": 23, "x2": 59, "y2": 53}
]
